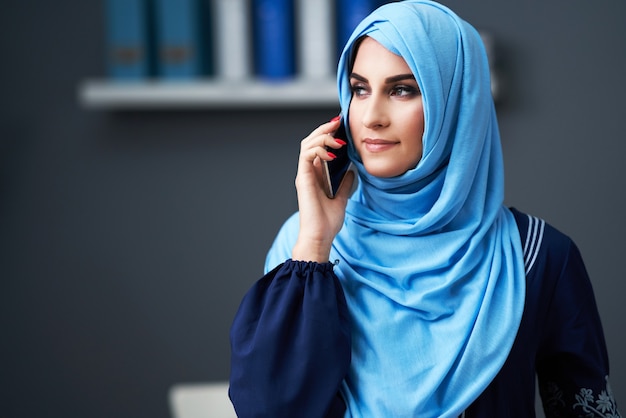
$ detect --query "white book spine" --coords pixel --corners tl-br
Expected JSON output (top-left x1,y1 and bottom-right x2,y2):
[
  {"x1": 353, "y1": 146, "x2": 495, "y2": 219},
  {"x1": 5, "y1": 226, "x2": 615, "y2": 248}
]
[
  {"x1": 296, "y1": 0, "x2": 334, "y2": 80},
  {"x1": 212, "y1": 0, "x2": 251, "y2": 80}
]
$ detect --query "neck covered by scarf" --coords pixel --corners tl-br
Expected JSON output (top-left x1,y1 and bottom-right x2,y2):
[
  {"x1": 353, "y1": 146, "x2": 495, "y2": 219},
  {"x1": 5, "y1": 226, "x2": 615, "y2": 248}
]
[{"x1": 266, "y1": 1, "x2": 526, "y2": 416}]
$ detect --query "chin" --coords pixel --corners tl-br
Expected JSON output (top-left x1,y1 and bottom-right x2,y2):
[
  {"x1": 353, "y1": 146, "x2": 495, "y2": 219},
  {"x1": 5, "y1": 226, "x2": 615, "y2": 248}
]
[{"x1": 363, "y1": 162, "x2": 405, "y2": 179}]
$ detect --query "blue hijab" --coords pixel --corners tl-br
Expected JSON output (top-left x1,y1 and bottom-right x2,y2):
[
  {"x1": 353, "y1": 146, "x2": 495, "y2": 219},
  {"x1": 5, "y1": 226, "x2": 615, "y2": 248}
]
[{"x1": 266, "y1": 1, "x2": 526, "y2": 416}]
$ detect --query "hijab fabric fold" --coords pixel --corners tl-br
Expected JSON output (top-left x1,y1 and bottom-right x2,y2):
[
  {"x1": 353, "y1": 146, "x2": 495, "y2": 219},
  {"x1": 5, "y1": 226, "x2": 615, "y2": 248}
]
[{"x1": 266, "y1": 1, "x2": 525, "y2": 416}]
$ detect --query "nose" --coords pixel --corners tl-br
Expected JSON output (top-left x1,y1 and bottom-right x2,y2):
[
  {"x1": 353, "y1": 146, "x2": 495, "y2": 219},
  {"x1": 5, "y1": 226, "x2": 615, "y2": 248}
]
[{"x1": 361, "y1": 93, "x2": 390, "y2": 130}]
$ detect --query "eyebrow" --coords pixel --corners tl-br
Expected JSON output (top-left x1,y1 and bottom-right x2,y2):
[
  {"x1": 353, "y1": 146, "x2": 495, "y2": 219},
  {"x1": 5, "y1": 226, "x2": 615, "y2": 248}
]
[{"x1": 350, "y1": 72, "x2": 416, "y2": 84}]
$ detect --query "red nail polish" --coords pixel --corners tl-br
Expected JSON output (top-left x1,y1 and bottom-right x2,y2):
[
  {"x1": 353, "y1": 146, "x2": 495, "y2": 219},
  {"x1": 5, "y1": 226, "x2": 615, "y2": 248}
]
[
  {"x1": 330, "y1": 115, "x2": 341, "y2": 122},
  {"x1": 327, "y1": 151, "x2": 337, "y2": 159},
  {"x1": 335, "y1": 139, "x2": 347, "y2": 146}
]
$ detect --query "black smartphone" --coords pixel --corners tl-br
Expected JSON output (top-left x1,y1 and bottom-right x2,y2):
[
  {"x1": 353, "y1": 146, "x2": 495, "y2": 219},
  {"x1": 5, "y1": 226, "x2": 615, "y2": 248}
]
[{"x1": 322, "y1": 120, "x2": 351, "y2": 199}]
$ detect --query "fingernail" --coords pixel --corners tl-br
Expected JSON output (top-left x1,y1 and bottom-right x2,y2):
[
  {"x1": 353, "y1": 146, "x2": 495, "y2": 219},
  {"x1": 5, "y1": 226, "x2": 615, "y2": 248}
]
[
  {"x1": 327, "y1": 152, "x2": 337, "y2": 159},
  {"x1": 335, "y1": 139, "x2": 347, "y2": 146},
  {"x1": 330, "y1": 115, "x2": 341, "y2": 122}
]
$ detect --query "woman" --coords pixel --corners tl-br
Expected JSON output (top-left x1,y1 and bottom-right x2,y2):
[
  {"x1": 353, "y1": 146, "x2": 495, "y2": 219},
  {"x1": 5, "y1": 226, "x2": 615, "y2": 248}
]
[{"x1": 229, "y1": 1, "x2": 620, "y2": 417}]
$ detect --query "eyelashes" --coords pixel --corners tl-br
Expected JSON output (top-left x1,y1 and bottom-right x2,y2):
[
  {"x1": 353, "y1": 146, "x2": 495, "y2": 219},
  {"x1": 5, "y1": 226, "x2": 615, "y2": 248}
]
[
  {"x1": 350, "y1": 83, "x2": 368, "y2": 97},
  {"x1": 349, "y1": 83, "x2": 421, "y2": 98},
  {"x1": 391, "y1": 85, "x2": 421, "y2": 97}
]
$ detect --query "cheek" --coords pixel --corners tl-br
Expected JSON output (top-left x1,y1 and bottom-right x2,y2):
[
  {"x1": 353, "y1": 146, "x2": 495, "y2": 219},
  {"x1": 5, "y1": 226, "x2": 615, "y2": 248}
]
[
  {"x1": 403, "y1": 109, "x2": 425, "y2": 167},
  {"x1": 403, "y1": 108, "x2": 425, "y2": 146},
  {"x1": 347, "y1": 104, "x2": 361, "y2": 133},
  {"x1": 347, "y1": 109, "x2": 363, "y2": 151}
]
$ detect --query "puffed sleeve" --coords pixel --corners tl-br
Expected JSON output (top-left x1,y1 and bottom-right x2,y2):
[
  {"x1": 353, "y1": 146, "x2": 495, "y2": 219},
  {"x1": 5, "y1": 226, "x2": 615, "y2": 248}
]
[
  {"x1": 229, "y1": 260, "x2": 351, "y2": 418},
  {"x1": 537, "y1": 240, "x2": 621, "y2": 417}
]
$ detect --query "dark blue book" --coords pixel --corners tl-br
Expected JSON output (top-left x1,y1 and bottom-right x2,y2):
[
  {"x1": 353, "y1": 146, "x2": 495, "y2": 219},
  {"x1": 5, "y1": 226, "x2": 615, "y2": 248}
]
[
  {"x1": 105, "y1": 0, "x2": 152, "y2": 80},
  {"x1": 336, "y1": 0, "x2": 386, "y2": 56},
  {"x1": 154, "y1": 0, "x2": 213, "y2": 79},
  {"x1": 253, "y1": 0, "x2": 295, "y2": 81}
]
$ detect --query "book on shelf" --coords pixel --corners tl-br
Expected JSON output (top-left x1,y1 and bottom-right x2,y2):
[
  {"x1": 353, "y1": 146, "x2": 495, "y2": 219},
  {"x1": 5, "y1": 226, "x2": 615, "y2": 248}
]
[
  {"x1": 154, "y1": 0, "x2": 213, "y2": 79},
  {"x1": 210, "y1": 0, "x2": 252, "y2": 81},
  {"x1": 336, "y1": 0, "x2": 385, "y2": 57},
  {"x1": 104, "y1": 0, "x2": 153, "y2": 80},
  {"x1": 101, "y1": 0, "x2": 394, "y2": 85},
  {"x1": 252, "y1": 0, "x2": 296, "y2": 80},
  {"x1": 296, "y1": 0, "x2": 335, "y2": 80}
]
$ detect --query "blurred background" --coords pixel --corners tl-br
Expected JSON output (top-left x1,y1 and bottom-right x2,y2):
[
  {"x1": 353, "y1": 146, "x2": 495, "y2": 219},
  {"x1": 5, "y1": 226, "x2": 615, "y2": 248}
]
[{"x1": 1, "y1": 1, "x2": 624, "y2": 417}]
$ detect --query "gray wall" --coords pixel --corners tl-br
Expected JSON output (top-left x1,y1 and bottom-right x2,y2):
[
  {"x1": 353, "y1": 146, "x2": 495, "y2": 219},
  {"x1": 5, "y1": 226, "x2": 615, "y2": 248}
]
[{"x1": 1, "y1": 1, "x2": 624, "y2": 417}]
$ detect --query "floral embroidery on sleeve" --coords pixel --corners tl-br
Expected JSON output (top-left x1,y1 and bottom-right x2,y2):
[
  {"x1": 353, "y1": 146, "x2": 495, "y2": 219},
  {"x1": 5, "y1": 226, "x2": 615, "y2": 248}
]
[
  {"x1": 572, "y1": 376, "x2": 621, "y2": 418},
  {"x1": 543, "y1": 376, "x2": 621, "y2": 418},
  {"x1": 543, "y1": 381, "x2": 566, "y2": 414}
]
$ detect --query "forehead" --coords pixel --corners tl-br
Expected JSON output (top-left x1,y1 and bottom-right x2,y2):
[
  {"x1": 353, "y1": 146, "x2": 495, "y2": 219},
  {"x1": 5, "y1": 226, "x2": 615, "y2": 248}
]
[{"x1": 351, "y1": 37, "x2": 412, "y2": 78}]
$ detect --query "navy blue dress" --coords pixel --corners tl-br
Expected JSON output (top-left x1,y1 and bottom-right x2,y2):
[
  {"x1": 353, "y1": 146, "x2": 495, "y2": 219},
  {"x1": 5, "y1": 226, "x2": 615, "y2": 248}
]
[{"x1": 229, "y1": 208, "x2": 620, "y2": 417}]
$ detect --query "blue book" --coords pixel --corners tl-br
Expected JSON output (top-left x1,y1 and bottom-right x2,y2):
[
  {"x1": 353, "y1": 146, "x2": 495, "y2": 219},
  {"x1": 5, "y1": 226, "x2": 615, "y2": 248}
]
[
  {"x1": 105, "y1": 0, "x2": 152, "y2": 80},
  {"x1": 253, "y1": 0, "x2": 295, "y2": 81},
  {"x1": 154, "y1": 0, "x2": 212, "y2": 79},
  {"x1": 336, "y1": 0, "x2": 385, "y2": 55}
]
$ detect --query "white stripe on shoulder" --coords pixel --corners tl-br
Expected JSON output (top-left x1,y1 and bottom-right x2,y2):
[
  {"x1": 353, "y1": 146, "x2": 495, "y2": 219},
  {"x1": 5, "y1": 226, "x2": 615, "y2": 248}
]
[{"x1": 524, "y1": 214, "x2": 545, "y2": 274}]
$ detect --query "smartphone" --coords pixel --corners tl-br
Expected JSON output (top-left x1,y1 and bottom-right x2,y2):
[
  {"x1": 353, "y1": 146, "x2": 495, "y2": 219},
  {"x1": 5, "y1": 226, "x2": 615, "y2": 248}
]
[{"x1": 322, "y1": 119, "x2": 352, "y2": 199}]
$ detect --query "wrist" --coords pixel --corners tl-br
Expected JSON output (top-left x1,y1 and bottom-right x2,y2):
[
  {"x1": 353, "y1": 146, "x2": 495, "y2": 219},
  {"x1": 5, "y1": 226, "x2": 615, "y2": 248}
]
[{"x1": 292, "y1": 238, "x2": 332, "y2": 263}]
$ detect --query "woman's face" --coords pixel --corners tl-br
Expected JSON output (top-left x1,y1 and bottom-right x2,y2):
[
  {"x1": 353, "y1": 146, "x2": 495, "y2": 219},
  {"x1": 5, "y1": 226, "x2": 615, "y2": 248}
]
[{"x1": 348, "y1": 37, "x2": 425, "y2": 178}]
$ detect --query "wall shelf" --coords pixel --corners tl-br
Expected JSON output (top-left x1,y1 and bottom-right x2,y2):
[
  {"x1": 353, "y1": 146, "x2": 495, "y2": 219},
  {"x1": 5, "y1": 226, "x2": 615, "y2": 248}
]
[{"x1": 78, "y1": 78, "x2": 340, "y2": 110}]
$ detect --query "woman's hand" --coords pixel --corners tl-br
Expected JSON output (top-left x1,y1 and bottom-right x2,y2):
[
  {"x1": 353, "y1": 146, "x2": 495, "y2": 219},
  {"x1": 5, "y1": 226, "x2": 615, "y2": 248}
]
[{"x1": 292, "y1": 117, "x2": 355, "y2": 263}]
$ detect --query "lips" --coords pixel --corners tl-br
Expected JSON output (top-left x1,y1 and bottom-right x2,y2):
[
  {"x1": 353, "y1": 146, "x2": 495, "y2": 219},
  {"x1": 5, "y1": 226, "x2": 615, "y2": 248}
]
[{"x1": 363, "y1": 138, "x2": 398, "y2": 153}]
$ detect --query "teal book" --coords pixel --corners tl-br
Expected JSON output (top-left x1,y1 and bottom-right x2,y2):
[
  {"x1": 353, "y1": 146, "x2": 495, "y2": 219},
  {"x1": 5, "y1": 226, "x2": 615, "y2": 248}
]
[
  {"x1": 154, "y1": 0, "x2": 213, "y2": 79},
  {"x1": 105, "y1": 0, "x2": 153, "y2": 80}
]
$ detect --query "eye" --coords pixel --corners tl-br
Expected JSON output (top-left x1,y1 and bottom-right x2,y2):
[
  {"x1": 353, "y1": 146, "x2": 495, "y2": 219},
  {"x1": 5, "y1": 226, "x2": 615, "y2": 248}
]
[
  {"x1": 390, "y1": 85, "x2": 421, "y2": 98},
  {"x1": 350, "y1": 83, "x2": 370, "y2": 98}
]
